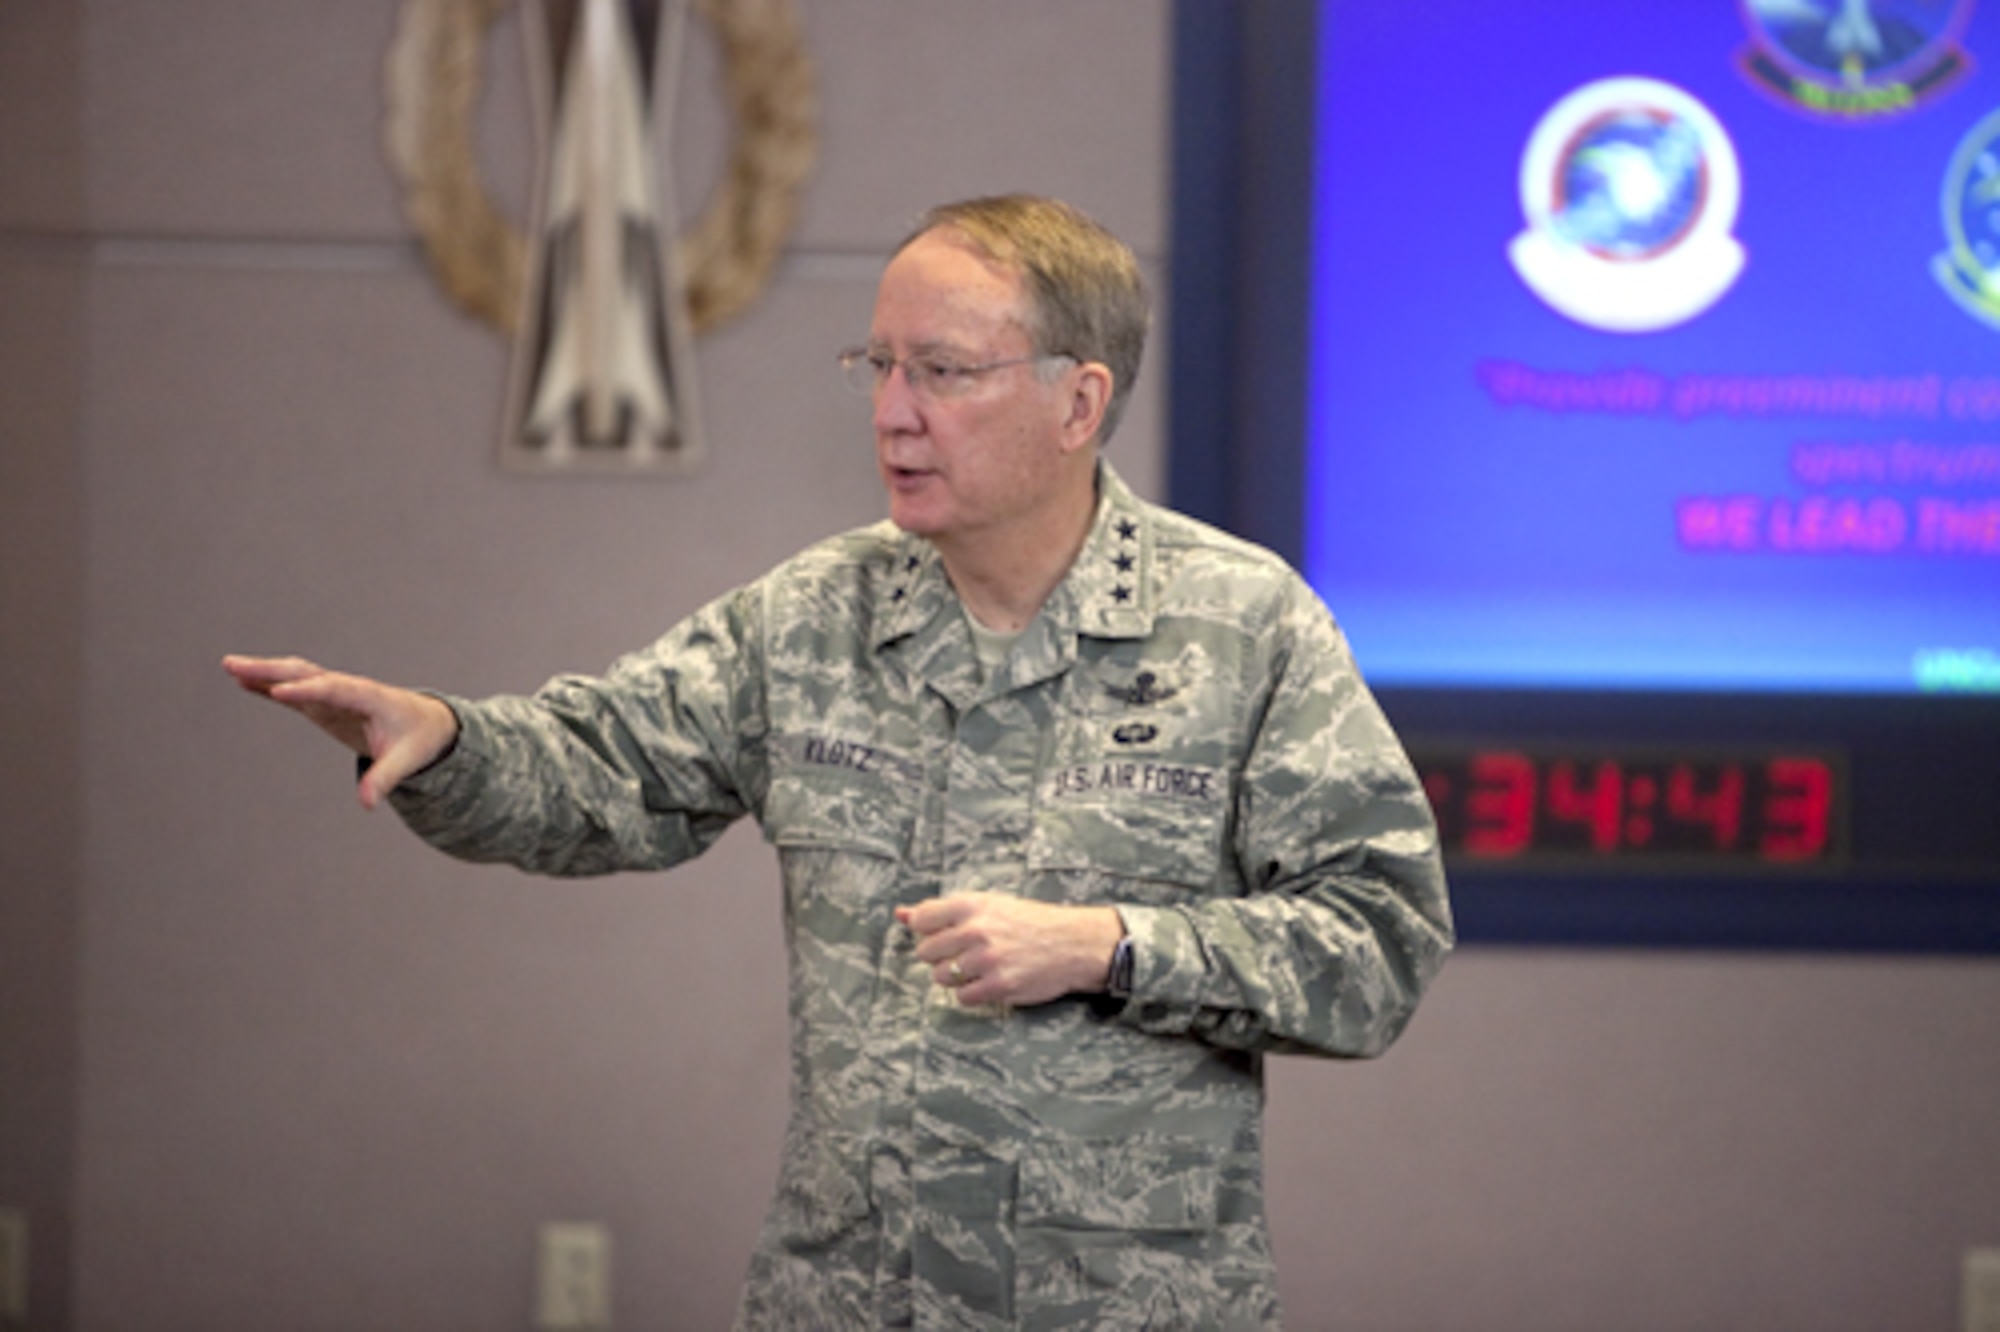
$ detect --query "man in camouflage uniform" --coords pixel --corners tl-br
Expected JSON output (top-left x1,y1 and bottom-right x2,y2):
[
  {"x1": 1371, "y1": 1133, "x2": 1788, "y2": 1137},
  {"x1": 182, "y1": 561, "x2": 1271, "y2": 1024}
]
[{"x1": 225, "y1": 195, "x2": 1452, "y2": 1329}]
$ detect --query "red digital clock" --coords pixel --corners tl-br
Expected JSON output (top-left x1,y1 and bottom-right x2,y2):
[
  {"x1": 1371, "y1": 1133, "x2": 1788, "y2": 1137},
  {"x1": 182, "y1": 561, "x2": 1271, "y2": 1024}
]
[{"x1": 1409, "y1": 746, "x2": 1846, "y2": 869}]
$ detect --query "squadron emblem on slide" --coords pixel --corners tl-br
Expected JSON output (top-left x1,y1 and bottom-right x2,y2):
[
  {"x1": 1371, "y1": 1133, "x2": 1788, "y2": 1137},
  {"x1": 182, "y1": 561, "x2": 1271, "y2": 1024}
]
[
  {"x1": 1507, "y1": 77, "x2": 1746, "y2": 334},
  {"x1": 1736, "y1": 0, "x2": 1974, "y2": 121},
  {"x1": 1933, "y1": 106, "x2": 2000, "y2": 329}
]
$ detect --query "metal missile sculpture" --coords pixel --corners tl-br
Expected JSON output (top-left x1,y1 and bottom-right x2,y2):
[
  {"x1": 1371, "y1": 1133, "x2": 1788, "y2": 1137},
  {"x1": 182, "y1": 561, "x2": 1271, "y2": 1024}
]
[{"x1": 506, "y1": 0, "x2": 702, "y2": 472}]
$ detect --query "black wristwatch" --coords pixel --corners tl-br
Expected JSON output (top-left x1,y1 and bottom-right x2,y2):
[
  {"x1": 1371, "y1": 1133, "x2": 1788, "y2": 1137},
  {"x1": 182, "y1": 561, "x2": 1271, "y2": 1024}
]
[{"x1": 1106, "y1": 936, "x2": 1135, "y2": 997}]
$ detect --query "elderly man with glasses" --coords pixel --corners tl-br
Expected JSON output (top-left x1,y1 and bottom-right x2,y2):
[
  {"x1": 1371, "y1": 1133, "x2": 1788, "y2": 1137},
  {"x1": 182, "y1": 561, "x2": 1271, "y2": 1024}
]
[{"x1": 226, "y1": 194, "x2": 1451, "y2": 1330}]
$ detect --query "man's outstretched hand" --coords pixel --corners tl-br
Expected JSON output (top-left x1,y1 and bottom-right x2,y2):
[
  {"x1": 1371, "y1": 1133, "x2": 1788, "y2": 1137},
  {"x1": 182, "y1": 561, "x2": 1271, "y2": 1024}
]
[{"x1": 222, "y1": 655, "x2": 459, "y2": 810}]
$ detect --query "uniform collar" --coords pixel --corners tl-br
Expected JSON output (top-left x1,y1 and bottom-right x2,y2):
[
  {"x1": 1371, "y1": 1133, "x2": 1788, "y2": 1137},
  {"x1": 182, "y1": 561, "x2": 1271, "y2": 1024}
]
[
  {"x1": 869, "y1": 461, "x2": 1156, "y2": 657},
  {"x1": 870, "y1": 536, "x2": 952, "y2": 654},
  {"x1": 1039, "y1": 461, "x2": 1156, "y2": 642}
]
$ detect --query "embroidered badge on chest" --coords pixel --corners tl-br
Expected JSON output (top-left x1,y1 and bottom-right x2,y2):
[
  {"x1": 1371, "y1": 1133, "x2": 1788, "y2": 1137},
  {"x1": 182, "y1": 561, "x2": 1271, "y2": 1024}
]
[{"x1": 1104, "y1": 671, "x2": 1179, "y2": 707}]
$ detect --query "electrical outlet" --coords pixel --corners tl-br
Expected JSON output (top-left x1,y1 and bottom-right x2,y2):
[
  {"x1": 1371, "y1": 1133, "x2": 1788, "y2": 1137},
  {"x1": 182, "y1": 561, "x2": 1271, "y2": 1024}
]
[
  {"x1": 1967, "y1": 1248, "x2": 2000, "y2": 1332},
  {"x1": 0, "y1": 1209, "x2": 27, "y2": 1325},
  {"x1": 536, "y1": 1221, "x2": 611, "y2": 1330}
]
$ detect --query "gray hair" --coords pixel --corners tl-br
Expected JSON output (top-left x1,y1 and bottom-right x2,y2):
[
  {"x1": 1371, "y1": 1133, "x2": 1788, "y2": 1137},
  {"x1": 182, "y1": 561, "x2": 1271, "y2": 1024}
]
[{"x1": 898, "y1": 195, "x2": 1150, "y2": 445}]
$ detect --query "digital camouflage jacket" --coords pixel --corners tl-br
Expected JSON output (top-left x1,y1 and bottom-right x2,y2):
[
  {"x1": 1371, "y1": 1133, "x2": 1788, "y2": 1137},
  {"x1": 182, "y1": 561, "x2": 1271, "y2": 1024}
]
[{"x1": 390, "y1": 465, "x2": 1453, "y2": 1330}]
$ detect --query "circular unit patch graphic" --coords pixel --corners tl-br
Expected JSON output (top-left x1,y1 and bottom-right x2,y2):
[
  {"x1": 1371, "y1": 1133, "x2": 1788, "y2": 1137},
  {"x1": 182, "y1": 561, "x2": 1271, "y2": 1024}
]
[
  {"x1": 1932, "y1": 105, "x2": 2000, "y2": 329},
  {"x1": 1509, "y1": 77, "x2": 1746, "y2": 333},
  {"x1": 1737, "y1": 0, "x2": 1973, "y2": 120}
]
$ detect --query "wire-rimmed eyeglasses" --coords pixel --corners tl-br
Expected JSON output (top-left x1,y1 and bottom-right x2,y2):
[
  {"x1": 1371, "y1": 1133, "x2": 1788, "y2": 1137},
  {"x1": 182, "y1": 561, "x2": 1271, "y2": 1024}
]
[{"x1": 835, "y1": 347, "x2": 1074, "y2": 400}]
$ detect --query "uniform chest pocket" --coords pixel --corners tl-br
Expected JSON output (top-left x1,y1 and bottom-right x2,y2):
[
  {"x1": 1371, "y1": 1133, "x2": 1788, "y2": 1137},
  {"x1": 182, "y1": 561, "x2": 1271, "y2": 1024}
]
[
  {"x1": 1029, "y1": 746, "x2": 1231, "y2": 891},
  {"x1": 762, "y1": 731, "x2": 918, "y2": 860}
]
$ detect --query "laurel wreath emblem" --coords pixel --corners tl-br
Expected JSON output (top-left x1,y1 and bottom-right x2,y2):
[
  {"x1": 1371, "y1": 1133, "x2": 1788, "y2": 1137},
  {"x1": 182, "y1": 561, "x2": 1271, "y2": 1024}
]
[{"x1": 382, "y1": 0, "x2": 817, "y2": 337}]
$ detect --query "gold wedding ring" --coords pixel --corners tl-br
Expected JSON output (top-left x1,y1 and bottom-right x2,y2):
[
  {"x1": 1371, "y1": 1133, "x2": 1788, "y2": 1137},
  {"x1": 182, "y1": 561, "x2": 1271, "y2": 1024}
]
[{"x1": 948, "y1": 959, "x2": 966, "y2": 985}]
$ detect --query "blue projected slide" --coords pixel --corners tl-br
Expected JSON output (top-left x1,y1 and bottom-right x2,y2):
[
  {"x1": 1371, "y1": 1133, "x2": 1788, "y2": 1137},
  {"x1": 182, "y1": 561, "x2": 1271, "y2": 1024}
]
[{"x1": 1306, "y1": 0, "x2": 2000, "y2": 694}]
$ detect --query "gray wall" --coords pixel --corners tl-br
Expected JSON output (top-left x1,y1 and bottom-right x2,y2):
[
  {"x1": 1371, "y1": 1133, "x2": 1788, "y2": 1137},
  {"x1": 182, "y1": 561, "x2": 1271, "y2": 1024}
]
[
  {"x1": 0, "y1": 4, "x2": 1995, "y2": 1330},
  {"x1": 0, "y1": 5, "x2": 87, "y2": 1328}
]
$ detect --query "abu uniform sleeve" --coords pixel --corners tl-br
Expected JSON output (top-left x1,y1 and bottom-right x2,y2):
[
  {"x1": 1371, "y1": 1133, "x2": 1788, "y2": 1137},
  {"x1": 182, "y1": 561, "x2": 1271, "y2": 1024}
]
[
  {"x1": 387, "y1": 582, "x2": 770, "y2": 878},
  {"x1": 1111, "y1": 577, "x2": 1454, "y2": 1059}
]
